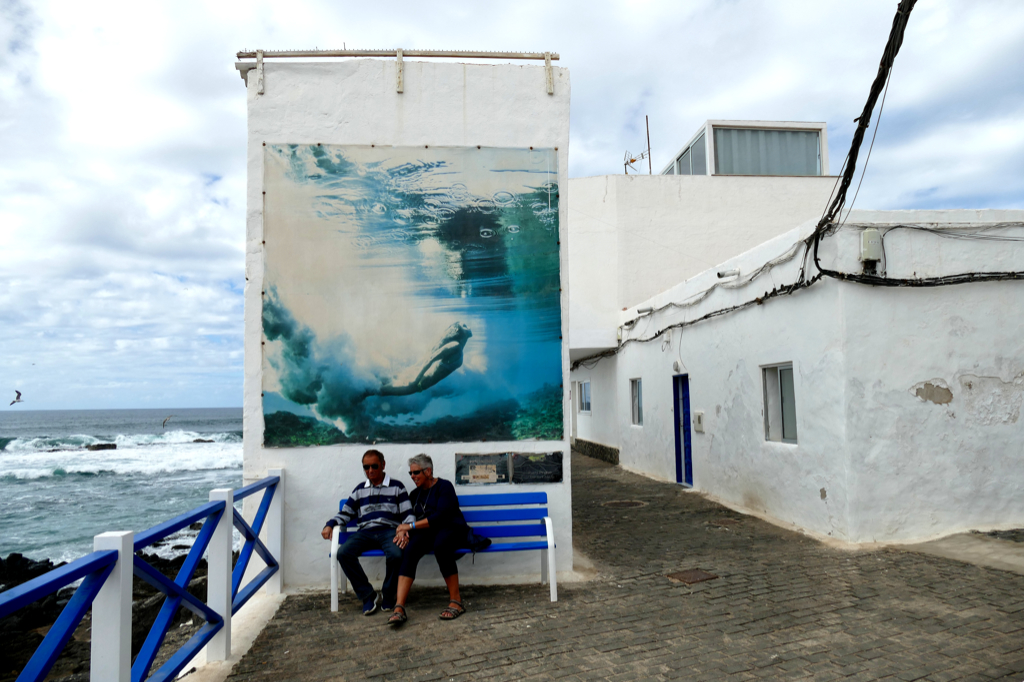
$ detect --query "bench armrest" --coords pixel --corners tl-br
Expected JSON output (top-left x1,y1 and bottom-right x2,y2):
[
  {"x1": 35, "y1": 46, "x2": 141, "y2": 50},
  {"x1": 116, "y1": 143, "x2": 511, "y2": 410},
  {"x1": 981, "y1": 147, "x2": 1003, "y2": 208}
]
[
  {"x1": 543, "y1": 516, "x2": 557, "y2": 602},
  {"x1": 330, "y1": 526, "x2": 341, "y2": 612},
  {"x1": 543, "y1": 516, "x2": 555, "y2": 550}
]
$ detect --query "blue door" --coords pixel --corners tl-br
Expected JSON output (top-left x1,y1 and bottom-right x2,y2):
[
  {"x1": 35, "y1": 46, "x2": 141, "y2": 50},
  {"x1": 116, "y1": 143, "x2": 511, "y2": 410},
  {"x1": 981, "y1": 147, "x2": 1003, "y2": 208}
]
[{"x1": 673, "y1": 375, "x2": 693, "y2": 486}]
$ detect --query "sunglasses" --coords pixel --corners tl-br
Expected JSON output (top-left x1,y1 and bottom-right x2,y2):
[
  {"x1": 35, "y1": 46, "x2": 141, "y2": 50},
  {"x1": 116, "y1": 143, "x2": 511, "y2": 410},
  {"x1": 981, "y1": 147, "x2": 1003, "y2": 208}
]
[
  {"x1": 362, "y1": 463, "x2": 380, "y2": 471},
  {"x1": 409, "y1": 469, "x2": 424, "y2": 476}
]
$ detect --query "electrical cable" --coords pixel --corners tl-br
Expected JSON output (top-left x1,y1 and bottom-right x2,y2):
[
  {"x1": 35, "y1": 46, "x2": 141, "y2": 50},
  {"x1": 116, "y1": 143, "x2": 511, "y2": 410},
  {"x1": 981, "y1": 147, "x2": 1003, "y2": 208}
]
[
  {"x1": 840, "y1": 64, "x2": 893, "y2": 230},
  {"x1": 572, "y1": 218, "x2": 1024, "y2": 370},
  {"x1": 572, "y1": 0, "x2": 1024, "y2": 370},
  {"x1": 572, "y1": 239, "x2": 822, "y2": 370},
  {"x1": 824, "y1": 0, "x2": 917, "y2": 229},
  {"x1": 813, "y1": 222, "x2": 1024, "y2": 288},
  {"x1": 808, "y1": 0, "x2": 1024, "y2": 287}
]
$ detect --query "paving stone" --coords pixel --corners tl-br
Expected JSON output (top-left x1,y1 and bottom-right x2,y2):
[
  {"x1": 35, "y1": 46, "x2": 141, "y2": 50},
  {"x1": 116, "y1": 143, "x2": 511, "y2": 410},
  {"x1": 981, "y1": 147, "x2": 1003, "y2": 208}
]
[{"x1": 224, "y1": 451, "x2": 1024, "y2": 682}]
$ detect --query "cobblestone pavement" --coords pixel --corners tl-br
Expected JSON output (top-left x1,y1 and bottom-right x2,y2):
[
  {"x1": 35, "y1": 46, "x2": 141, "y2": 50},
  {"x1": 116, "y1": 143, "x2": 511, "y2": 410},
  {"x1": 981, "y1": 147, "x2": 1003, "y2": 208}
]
[{"x1": 225, "y1": 453, "x2": 1024, "y2": 682}]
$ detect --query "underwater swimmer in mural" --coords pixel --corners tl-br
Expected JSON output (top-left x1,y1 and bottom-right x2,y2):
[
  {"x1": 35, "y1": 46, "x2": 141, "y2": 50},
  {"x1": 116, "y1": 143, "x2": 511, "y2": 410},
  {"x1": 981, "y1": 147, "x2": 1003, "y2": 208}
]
[{"x1": 377, "y1": 322, "x2": 472, "y2": 397}]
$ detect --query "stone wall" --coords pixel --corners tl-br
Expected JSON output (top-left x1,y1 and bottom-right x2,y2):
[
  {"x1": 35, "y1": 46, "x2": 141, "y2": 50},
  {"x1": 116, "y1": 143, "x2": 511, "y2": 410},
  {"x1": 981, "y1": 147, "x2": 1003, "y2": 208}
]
[{"x1": 573, "y1": 438, "x2": 619, "y2": 465}]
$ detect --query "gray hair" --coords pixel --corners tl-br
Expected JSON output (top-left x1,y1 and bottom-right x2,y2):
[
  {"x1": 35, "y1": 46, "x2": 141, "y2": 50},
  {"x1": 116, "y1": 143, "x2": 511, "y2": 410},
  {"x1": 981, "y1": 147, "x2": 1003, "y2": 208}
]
[{"x1": 408, "y1": 454, "x2": 433, "y2": 471}]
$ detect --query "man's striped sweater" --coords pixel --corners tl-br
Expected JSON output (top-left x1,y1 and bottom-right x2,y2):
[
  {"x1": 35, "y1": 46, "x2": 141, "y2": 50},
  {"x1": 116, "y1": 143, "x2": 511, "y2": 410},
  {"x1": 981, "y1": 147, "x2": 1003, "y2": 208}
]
[{"x1": 325, "y1": 475, "x2": 416, "y2": 531}]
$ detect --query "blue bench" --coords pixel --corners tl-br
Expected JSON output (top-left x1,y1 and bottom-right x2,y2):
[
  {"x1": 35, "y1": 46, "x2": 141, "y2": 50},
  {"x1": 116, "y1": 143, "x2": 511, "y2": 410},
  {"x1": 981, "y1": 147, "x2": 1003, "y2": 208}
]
[{"x1": 330, "y1": 491, "x2": 557, "y2": 610}]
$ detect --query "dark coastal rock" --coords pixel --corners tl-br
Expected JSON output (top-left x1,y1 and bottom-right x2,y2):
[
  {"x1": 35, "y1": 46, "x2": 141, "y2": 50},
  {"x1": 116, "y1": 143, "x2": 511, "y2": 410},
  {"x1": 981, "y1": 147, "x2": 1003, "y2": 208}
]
[
  {"x1": 192, "y1": 438, "x2": 214, "y2": 443},
  {"x1": 86, "y1": 443, "x2": 116, "y2": 451},
  {"x1": 0, "y1": 553, "x2": 67, "y2": 594}
]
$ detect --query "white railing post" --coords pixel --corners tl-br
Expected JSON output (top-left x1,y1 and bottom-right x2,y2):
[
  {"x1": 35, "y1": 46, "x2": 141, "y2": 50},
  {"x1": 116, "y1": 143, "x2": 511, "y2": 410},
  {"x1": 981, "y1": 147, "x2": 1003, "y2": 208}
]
[
  {"x1": 207, "y1": 489, "x2": 234, "y2": 661},
  {"x1": 267, "y1": 468, "x2": 284, "y2": 594},
  {"x1": 91, "y1": 531, "x2": 133, "y2": 682}
]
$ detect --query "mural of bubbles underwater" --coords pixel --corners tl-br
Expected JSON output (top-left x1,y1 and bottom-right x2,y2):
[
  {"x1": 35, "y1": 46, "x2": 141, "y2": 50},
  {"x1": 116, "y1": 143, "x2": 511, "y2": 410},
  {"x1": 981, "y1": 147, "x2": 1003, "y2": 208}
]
[{"x1": 261, "y1": 144, "x2": 564, "y2": 447}]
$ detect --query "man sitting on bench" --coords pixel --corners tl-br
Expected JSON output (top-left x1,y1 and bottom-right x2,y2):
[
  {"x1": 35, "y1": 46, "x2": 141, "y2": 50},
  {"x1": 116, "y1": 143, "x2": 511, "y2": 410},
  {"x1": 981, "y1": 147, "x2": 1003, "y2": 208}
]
[{"x1": 321, "y1": 449, "x2": 415, "y2": 615}]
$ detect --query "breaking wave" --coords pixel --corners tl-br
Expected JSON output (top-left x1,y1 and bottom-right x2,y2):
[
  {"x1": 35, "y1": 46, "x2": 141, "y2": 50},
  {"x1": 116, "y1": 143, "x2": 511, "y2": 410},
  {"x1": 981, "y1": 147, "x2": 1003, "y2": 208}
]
[{"x1": 0, "y1": 431, "x2": 242, "y2": 480}]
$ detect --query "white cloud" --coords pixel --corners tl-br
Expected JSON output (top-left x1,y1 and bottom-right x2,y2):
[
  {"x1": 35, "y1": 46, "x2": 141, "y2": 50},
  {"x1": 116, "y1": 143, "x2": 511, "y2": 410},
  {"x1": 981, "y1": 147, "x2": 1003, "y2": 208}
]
[{"x1": 1, "y1": 0, "x2": 1022, "y2": 408}]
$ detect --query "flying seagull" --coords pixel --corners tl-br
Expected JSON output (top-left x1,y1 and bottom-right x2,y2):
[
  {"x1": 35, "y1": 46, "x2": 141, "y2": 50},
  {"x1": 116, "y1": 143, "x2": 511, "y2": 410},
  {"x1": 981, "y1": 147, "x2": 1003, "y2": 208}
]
[
  {"x1": 163, "y1": 415, "x2": 174, "y2": 429},
  {"x1": 10, "y1": 390, "x2": 23, "y2": 406}
]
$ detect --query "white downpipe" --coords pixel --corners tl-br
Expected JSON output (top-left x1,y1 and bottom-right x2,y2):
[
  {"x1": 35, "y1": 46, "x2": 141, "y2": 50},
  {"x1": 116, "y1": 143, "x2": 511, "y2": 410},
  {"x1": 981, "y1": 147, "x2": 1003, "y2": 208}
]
[
  {"x1": 90, "y1": 531, "x2": 133, "y2": 682},
  {"x1": 267, "y1": 469, "x2": 284, "y2": 594},
  {"x1": 206, "y1": 489, "x2": 234, "y2": 661}
]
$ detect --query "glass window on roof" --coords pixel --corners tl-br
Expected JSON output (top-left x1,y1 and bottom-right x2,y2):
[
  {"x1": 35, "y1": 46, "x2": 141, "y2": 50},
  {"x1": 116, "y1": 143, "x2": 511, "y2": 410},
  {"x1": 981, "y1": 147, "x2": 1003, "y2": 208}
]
[
  {"x1": 677, "y1": 148, "x2": 691, "y2": 175},
  {"x1": 690, "y1": 133, "x2": 707, "y2": 175},
  {"x1": 714, "y1": 128, "x2": 821, "y2": 176}
]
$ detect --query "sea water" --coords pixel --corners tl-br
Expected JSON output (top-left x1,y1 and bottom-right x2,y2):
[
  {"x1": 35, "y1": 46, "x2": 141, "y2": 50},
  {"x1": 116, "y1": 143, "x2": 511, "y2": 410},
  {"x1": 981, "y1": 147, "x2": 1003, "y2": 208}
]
[{"x1": 0, "y1": 408, "x2": 243, "y2": 564}]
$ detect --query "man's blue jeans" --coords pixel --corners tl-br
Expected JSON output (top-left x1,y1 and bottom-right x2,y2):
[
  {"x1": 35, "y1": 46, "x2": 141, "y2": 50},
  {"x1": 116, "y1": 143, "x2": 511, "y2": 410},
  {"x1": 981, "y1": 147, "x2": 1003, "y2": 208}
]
[{"x1": 337, "y1": 527, "x2": 403, "y2": 606}]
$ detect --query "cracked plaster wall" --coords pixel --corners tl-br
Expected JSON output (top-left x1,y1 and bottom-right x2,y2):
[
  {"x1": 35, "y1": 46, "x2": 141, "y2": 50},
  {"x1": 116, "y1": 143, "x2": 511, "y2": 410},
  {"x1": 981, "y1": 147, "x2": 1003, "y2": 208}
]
[{"x1": 843, "y1": 284, "x2": 1024, "y2": 543}]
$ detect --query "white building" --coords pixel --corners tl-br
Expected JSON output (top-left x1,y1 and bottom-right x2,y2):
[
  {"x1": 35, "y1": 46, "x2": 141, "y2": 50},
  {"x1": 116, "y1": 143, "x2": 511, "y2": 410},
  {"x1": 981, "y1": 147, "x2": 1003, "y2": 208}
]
[{"x1": 569, "y1": 121, "x2": 1024, "y2": 544}]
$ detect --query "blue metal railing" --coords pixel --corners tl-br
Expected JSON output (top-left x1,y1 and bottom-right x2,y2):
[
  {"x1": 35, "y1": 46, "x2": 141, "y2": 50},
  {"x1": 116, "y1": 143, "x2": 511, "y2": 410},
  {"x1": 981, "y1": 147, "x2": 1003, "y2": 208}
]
[
  {"x1": 231, "y1": 476, "x2": 280, "y2": 614},
  {"x1": 0, "y1": 550, "x2": 118, "y2": 682},
  {"x1": 131, "y1": 500, "x2": 226, "y2": 682},
  {"x1": 0, "y1": 473, "x2": 283, "y2": 682}
]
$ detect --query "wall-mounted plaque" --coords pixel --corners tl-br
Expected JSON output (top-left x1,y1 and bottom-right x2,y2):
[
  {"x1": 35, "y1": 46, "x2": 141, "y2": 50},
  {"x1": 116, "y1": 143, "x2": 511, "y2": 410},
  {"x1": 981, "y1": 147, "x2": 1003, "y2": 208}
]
[
  {"x1": 511, "y1": 452, "x2": 563, "y2": 483},
  {"x1": 455, "y1": 451, "x2": 564, "y2": 485},
  {"x1": 455, "y1": 453, "x2": 510, "y2": 485}
]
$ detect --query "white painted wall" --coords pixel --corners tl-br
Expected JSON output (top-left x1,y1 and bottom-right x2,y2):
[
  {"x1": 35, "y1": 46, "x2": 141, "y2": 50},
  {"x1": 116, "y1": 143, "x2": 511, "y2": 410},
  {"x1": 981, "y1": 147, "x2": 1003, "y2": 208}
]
[
  {"x1": 834, "y1": 210, "x2": 1024, "y2": 543},
  {"x1": 243, "y1": 59, "x2": 573, "y2": 590},
  {"x1": 572, "y1": 208, "x2": 1024, "y2": 544},
  {"x1": 595, "y1": 221, "x2": 854, "y2": 539},
  {"x1": 571, "y1": 354, "x2": 619, "y2": 451},
  {"x1": 567, "y1": 173, "x2": 838, "y2": 360},
  {"x1": 567, "y1": 176, "x2": 619, "y2": 358}
]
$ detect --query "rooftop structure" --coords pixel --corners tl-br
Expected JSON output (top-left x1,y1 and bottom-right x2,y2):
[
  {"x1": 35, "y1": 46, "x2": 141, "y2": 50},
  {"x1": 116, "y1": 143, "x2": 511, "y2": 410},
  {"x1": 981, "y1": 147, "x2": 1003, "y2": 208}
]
[
  {"x1": 569, "y1": 120, "x2": 837, "y2": 363},
  {"x1": 660, "y1": 120, "x2": 829, "y2": 177}
]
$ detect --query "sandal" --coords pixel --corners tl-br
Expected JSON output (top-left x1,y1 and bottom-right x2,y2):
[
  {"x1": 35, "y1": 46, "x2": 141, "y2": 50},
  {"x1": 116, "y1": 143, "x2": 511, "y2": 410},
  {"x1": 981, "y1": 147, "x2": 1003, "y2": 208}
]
[
  {"x1": 439, "y1": 600, "x2": 466, "y2": 621},
  {"x1": 387, "y1": 605, "x2": 407, "y2": 626}
]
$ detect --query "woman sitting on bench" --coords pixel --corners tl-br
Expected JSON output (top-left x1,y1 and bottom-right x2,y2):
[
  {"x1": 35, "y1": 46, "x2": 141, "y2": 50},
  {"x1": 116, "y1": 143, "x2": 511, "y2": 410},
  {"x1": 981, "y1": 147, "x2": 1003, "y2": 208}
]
[{"x1": 388, "y1": 454, "x2": 469, "y2": 625}]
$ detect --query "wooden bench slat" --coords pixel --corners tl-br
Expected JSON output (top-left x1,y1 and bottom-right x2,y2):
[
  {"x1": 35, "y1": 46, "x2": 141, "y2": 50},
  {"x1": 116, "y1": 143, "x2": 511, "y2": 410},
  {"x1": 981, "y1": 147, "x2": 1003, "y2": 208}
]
[
  {"x1": 459, "y1": 541, "x2": 551, "y2": 553},
  {"x1": 338, "y1": 523, "x2": 546, "y2": 541},
  {"x1": 334, "y1": 540, "x2": 552, "y2": 558},
  {"x1": 456, "y1": 492, "x2": 548, "y2": 506},
  {"x1": 340, "y1": 508, "x2": 548, "y2": 529},
  {"x1": 337, "y1": 491, "x2": 549, "y2": 513},
  {"x1": 463, "y1": 509, "x2": 548, "y2": 522},
  {"x1": 471, "y1": 524, "x2": 547, "y2": 538}
]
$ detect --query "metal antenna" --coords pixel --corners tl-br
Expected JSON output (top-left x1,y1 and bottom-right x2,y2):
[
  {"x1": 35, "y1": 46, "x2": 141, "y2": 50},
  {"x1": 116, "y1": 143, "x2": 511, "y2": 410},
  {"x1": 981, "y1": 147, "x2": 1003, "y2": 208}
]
[
  {"x1": 646, "y1": 115, "x2": 652, "y2": 174},
  {"x1": 623, "y1": 115, "x2": 653, "y2": 175}
]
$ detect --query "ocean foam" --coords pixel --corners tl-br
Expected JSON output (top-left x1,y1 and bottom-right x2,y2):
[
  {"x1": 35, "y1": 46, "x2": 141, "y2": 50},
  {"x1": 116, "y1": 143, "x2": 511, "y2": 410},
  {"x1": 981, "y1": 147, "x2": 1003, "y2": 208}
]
[{"x1": 0, "y1": 435, "x2": 243, "y2": 480}]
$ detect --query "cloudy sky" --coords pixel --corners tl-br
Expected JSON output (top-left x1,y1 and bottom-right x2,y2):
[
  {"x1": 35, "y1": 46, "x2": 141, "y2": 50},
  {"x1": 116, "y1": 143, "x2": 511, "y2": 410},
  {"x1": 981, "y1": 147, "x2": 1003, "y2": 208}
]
[{"x1": 1, "y1": 0, "x2": 1022, "y2": 410}]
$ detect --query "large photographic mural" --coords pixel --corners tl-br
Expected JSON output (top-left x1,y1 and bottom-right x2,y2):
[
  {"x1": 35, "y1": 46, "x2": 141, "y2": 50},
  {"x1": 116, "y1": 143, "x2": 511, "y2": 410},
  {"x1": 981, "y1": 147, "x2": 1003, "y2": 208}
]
[{"x1": 261, "y1": 145, "x2": 563, "y2": 447}]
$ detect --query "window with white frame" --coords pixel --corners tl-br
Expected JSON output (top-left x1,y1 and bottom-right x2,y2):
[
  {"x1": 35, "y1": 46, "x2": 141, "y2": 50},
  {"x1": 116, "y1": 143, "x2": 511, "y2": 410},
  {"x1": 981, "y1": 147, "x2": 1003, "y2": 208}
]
[
  {"x1": 630, "y1": 378, "x2": 643, "y2": 426},
  {"x1": 762, "y1": 363, "x2": 797, "y2": 443},
  {"x1": 714, "y1": 128, "x2": 821, "y2": 176},
  {"x1": 578, "y1": 381, "x2": 591, "y2": 413}
]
